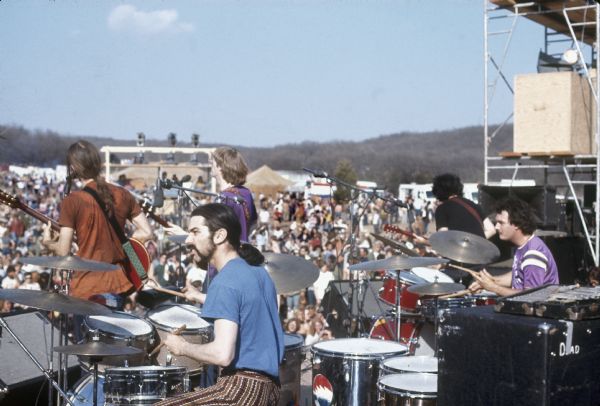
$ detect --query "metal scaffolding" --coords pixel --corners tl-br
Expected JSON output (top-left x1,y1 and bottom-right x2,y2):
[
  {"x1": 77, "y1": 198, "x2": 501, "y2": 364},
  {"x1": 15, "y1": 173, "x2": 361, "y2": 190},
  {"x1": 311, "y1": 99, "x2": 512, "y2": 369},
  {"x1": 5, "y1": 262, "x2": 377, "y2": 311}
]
[{"x1": 484, "y1": 0, "x2": 600, "y2": 264}]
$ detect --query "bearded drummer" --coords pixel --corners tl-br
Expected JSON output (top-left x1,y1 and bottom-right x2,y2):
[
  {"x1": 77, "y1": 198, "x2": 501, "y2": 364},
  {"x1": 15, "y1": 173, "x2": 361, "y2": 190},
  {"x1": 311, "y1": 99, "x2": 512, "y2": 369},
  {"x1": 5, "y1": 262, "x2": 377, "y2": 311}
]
[
  {"x1": 469, "y1": 197, "x2": 559, "y2": 297},
  {"x1": 155, "y1": 203, "x2": 284, "y2": 406}
]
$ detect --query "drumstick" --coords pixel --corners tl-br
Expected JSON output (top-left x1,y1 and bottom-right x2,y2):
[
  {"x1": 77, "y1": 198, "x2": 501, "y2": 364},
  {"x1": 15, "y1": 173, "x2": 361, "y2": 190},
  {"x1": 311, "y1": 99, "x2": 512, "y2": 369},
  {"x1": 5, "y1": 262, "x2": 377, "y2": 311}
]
[
  {"x1": 149, "y1": 284, "x2": 188, "y2": 299},
  {"x1": 448, "y1": 263, "x2": 480, "y2": 278},
  {"x1": 439, "y1": 289, "x2": 471, "y2": 299},
  {"x1": 149, "y1": 324, "x2": 187, "y2": 358}
]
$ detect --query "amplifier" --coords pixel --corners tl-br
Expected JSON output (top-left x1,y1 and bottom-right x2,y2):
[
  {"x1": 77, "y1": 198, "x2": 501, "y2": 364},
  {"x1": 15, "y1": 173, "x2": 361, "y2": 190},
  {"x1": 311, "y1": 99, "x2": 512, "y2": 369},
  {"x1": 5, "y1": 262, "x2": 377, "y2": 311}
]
[{"x1": 438, "y1": 306, "x2": 600, "y2": 405}]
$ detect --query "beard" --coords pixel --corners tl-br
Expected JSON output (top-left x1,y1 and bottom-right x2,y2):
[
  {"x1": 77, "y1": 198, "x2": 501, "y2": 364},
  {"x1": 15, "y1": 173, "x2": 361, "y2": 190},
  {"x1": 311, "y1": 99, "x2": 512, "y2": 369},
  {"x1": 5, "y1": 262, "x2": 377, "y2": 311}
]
[{"x1": 187, "y1": 242, "x2": 213, "y2": 269}]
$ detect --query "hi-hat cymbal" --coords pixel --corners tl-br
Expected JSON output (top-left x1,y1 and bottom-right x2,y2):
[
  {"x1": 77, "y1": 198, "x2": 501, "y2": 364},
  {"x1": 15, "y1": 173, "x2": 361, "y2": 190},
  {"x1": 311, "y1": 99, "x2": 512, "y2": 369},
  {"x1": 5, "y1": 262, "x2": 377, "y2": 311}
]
[
  {"x1": 167, "y1": 235, "x2": 188, "y2": 245},
  {"x1": 429, "y1": 230, "x2": 500, "y2": 265},
  {"x1": 262, "y1": 253, "x2": 320, "y2": 295},
  {"x1": 407, "y1": 282, "x2": 465, "y2": 296},
  {"x1": 20, "y1": 255, "x2": 120, "y2": 272},
  {"x1": 54, "y1": 341, "x2": 143, "y2": 358},
  {"x1": 349, "y1": 256, "x2": 448, "y2": 272},
  {"x1": 0, "y1": 289, "x2": 113, "y2": 315},
  {"x1": 370, "y1": 233, "x2": 420, "y2": 257}
]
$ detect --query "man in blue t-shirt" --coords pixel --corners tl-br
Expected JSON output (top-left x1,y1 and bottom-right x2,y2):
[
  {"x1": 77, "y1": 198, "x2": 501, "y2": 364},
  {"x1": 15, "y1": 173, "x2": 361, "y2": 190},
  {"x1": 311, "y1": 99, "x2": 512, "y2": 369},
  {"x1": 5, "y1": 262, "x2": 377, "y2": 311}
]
[{"x1": 157, "y1": 203, "x2": 284, "y2": 406}]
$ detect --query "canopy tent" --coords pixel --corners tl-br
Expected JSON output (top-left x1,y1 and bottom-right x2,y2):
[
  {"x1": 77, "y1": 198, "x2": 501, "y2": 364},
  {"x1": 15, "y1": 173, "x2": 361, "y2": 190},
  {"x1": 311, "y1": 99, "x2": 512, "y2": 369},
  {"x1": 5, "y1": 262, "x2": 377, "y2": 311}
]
[{"x1": 245, "y1": 165, "x2": 294, "y2": 197}]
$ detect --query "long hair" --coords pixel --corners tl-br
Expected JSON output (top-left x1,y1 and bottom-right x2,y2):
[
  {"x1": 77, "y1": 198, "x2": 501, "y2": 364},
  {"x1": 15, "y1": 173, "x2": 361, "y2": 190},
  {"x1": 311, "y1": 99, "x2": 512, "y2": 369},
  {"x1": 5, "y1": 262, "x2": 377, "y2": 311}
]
[
  {"x1": 212, "y1": 147, "x2": 249, "y2": 186},
  {"x1": 67, "y1": 140, "x2": 114, "y2": 216},
  {"x1": 432, "y1": 173, "x2": 464, "y2": 201},
  {"x1": 191, "y1": 203, "x2": 264, "y2": 265}
]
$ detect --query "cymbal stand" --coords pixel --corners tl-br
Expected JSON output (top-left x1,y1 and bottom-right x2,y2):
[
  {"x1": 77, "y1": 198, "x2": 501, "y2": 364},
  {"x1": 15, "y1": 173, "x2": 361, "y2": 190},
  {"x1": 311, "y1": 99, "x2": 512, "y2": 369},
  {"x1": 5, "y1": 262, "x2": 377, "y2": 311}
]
[
  {"x1": 394, "y1": 270, "x2": 403, "y2": 344},
  {"x1": 0, "y1": 316, "x2": 75, "y2": 406}
]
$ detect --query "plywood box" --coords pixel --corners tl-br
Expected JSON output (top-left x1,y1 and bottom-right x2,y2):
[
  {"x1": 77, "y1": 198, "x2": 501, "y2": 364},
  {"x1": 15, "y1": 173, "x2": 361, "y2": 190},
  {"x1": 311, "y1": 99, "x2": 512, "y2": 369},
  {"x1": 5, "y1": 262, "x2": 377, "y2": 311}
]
[{"x1": 514, "y1": 71, "x2": 596, "y2": 155}]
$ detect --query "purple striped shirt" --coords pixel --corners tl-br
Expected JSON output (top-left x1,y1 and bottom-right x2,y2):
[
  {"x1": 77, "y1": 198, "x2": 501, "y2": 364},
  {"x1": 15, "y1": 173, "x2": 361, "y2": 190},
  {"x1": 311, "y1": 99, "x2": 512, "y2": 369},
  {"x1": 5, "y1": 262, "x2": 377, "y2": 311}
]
[{"x1": 512, "y1": 235, "x2": 559, "y2": 290}]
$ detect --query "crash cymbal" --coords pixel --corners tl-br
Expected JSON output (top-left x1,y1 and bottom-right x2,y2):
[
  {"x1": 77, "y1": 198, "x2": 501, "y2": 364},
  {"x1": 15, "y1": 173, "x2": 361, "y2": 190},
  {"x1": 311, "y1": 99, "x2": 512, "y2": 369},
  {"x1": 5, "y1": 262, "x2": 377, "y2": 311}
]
[
  {"x1": 0, "y1": 289, "x2": 113, "y2": 315},
  {"x1": 349, "y1": 256, "x2": 448, "y2": 272},
  {"x1": 167, "y1": 235, "x2": 188, "y2": 245},
  {"x1": 262, "y1": 253, "x2": 320, "y2": 295},
  {"x1": 407, "y1": 282, "x2": 465, "y2": 296},
  {"x1": 20, "y1": 255, "x2": 120, "y2": 272},
  {"x1": 370, "y1": 233, "x2": 420, "y2": 257},
  {"x1": 54, "y1": 341, "x2": 143, "y2": 357},
  {"x1": 429, "y1": 230, "x2": 500, "y2": 265}
]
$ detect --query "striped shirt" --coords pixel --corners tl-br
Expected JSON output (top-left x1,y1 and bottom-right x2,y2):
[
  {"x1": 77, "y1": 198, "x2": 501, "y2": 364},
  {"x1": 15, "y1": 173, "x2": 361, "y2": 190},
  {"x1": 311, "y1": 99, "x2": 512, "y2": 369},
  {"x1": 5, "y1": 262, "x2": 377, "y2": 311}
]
[{"x1": 512, "y1": 235, "x2": 559, "y2": 290}]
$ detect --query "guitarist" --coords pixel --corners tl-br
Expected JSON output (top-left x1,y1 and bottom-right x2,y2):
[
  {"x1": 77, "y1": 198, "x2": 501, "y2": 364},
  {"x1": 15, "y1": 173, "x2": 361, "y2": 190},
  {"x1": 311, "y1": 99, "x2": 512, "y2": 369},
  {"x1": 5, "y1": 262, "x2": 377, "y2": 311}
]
[{"x1": 42, "y1": 140, "x2": 153, "y2": 308}]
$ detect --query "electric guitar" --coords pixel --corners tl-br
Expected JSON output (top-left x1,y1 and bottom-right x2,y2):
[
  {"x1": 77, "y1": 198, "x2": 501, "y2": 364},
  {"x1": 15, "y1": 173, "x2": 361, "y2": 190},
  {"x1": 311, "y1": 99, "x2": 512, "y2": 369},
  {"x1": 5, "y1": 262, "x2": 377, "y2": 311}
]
[{"x1": 0, "y1": 189, "x2": 168, "y2": 291}]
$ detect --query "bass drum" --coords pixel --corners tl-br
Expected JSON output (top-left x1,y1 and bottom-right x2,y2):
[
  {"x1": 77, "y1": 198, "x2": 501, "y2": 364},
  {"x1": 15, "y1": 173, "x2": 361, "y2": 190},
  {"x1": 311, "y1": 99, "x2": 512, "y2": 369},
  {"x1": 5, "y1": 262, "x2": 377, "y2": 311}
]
[
  {"x1": 279, "y1": 333, "x2": 304, "y2": 406},
  {"x1": 67, "y1": 374, "x2": 105, "y2": 406}
]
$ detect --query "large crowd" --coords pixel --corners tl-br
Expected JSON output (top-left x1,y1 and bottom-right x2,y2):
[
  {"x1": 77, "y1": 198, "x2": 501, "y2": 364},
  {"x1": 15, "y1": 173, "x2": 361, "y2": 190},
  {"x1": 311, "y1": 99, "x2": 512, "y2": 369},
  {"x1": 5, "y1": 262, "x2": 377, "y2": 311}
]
[{"x1": 0, "y1": 169, "x2": 437, "y2": 347}]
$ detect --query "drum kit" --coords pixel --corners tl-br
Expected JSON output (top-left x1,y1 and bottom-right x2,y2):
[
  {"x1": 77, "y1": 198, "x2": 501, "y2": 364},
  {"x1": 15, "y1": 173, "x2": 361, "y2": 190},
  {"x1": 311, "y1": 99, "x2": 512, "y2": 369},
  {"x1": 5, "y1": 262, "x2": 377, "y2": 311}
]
[
  {"x1": 312, "y1": 230, "x2": 502, "y2": 405},
  {"x1": 0, "y1": 250, "x2": 319, "y2": 406}
]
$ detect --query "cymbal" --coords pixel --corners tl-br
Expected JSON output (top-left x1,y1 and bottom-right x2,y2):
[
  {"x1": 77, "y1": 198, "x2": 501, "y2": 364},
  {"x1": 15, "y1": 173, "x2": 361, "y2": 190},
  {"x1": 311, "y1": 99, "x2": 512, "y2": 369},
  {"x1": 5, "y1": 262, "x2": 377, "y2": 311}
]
[
  {"x1": 0, "y1": 289, "x2": 113, "y2": 315},
  {"x1": 407, "y1": 282, "x2": 465, "y2": 296},
  {"x1": 54, "y1": 341, "x2": 143, "y2": 357},
  {"x1": 349, "y1": 256, "x2": 448, "y2": 272},
  {"x1": 262, "y1": 253, "x2": 320, "y2": 295},
  {"x1": 429, "y1": 230, "x2": 500, "y2": 265},
  {"x1": 167, "y1": 235, "x2": 188, "y2": 245},
  {"x1": 20, "y1": 255, "x2": 120, "y2": 272},
  {"x1": 370, "y1": 233, "x2": 419, "y2": 257}
]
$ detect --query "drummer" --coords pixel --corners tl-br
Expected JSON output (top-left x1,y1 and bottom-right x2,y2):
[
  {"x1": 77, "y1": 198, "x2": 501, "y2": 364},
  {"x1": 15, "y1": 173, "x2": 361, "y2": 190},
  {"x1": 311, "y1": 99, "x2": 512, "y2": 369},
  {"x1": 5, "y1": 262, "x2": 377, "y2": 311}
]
[
  {"x1": 468, "y1": 197, "x2": 559, "y2": 297},
  {"x1": 156, "y1": 203, "x2": 284, "y2": 406}
]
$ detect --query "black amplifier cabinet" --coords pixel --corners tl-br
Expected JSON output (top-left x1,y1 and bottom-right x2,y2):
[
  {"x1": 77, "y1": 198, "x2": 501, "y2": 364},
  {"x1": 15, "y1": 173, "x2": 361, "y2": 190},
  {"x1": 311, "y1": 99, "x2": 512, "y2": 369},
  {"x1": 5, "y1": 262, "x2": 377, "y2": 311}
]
[{"x1": 437, "y1": 306, "x2": 600, "y2": 406}]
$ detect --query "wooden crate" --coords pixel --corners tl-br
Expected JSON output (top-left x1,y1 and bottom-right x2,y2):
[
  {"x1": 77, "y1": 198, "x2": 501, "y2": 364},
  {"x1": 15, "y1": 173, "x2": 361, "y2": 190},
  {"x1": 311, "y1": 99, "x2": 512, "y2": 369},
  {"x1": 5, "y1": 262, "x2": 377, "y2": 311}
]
[{"x1": 514, "y1": 71, "x2": 596, "y2": 155}]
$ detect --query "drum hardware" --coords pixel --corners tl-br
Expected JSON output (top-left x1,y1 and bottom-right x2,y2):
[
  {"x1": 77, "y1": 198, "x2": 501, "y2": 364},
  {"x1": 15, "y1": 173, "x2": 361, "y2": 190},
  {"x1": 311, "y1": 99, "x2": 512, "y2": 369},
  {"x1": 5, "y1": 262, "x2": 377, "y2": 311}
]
[
  {"x1": 428, "y1": 230, "x2": 500, "y2": 265},
  {"x1": 55, "y1": 340, "x2": 143, "y2": 406},
  {"x1": 262, "y1": 252, "x2": 320, "y2": 295},
  {"x1": 149, "y1": 323, "x2": 187, "y2": 358}
]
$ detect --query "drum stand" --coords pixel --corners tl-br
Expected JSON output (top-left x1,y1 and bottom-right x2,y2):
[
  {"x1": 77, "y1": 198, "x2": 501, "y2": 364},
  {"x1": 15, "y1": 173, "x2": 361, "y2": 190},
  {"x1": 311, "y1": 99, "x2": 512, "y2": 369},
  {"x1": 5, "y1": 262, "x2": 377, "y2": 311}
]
[{"x1": 89, "y1": 356, "x2": 102, "y2": 406}]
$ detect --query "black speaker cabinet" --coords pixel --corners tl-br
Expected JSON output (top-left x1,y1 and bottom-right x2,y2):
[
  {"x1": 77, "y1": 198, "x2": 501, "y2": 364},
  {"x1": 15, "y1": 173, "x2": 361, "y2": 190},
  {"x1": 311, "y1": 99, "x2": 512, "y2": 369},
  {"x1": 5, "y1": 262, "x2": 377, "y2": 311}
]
[
  {"x1": 478, "y1": 185, "x2": 559, "y2": 228},
  {"x1": 438, "y1": 306, "x2": 600, "y2": 405}
]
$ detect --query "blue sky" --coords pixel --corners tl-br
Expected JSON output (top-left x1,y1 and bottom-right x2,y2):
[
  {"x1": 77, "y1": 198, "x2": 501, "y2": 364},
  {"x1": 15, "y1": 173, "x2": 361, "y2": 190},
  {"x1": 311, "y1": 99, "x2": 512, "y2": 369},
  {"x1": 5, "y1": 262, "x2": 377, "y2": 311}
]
[{"x1": 1, "y1": 1, "x2": 547, "y2": 147}]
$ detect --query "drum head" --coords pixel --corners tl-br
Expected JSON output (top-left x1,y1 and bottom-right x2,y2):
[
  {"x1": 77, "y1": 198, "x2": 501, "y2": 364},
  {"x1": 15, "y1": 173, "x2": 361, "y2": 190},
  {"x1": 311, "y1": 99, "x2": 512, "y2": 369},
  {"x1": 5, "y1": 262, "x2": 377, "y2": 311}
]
[
  {"x1": 411, "y1": 267, "x2": 453, "y2": 283},
  {"x1": 383, "y1": 355, "x2": 438, "y2": 374},
  {"x1": 106, "y1": 365, "x2": 187, "y2": 376},
  {"x1": 379, "y1": 373, "x2": 437, "y2": 396},
  {"x1": 312, "y1": 338, "x2": 408, "y2": 358},
  {"x1": 284, "y1": 333, "x2": 304, "y2": 350},
  {"x1": 146, "y1": 304, "x2": 210, "y2": 332},
  {"x1": 85, "y1": 312, "x2": 153, "y2": 336}
]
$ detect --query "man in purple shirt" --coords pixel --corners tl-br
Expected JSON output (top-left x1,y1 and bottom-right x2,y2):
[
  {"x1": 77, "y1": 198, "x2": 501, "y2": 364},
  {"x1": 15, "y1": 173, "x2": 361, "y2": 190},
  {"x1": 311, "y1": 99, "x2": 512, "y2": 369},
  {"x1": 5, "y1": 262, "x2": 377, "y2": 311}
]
[{"x1": 469, "y1": 196, "x2": 559, "y2": 296}]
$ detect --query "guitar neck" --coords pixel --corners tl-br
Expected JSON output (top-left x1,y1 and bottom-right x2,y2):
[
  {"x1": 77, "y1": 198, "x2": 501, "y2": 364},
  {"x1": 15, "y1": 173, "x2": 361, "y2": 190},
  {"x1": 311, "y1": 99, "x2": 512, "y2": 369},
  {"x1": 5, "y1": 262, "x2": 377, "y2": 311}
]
[
  {"x1": 17, "y1": 203, "x2": 61, "y2": 232},
  {"x1": 139, "y1": 201, "x2": 170, "y2": 228}
]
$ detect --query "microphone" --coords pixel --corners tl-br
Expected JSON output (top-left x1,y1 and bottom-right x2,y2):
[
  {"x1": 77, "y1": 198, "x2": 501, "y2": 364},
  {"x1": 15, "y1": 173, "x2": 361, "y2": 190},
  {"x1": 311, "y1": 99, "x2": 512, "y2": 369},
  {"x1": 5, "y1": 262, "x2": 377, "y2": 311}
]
[
  {"x1": 153, "y1": 178, "x2": 164, "y2": 208},
  {"x1": 302, "y1": 167, "x2": 328, "y2": 178}
]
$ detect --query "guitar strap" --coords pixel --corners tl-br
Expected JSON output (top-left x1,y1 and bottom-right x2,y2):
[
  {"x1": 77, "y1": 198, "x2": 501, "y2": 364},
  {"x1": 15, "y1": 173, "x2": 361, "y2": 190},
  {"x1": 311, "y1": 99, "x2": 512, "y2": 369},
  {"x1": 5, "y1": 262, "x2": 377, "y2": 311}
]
[
  {"x1": 83, "y1": 187, "x2": 147, "y2": 281},
  {"x1": 449, "y1": 196, "x2": 483, "y2": 224}
]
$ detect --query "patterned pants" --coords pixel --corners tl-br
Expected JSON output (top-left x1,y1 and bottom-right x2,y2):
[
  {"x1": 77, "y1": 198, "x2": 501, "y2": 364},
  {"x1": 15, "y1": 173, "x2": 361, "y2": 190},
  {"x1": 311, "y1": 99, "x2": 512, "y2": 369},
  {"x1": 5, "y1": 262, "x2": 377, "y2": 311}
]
[{"x1": 155, "y1": 370, "x2": 280, "y2": 406}]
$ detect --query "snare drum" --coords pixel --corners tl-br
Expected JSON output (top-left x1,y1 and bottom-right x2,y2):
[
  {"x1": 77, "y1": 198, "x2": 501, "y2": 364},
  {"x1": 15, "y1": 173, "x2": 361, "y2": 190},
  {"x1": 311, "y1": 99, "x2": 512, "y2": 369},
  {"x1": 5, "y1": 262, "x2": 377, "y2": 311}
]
[
  {"x1": 68, "y1": 374, "x2": 105, "y2": 406},
  {"x1": 411, "y1": 267, "x2": 453, "y2": 284},
  {"x1": 104, "y1": 366, "x2": 189, "y2": 405},
  {"x1": 279, "y1": 334, "x2": 304, "y2": 406},
  {"x1": 378, "y1": 373, "x2": 437, "y2": 405},
  {"x1": 378, "y1": 271, "x2": 423, "y2": 311},
  {"x1": 381, "y1": 355, "x2": 438, "y2": 375},
  {"x1": 82, "y1": 311, "x2": 156, "y2": 371},
  {"x1": 146, "y1": 304, "x2": 213, "y2": 373},
  {"x1": 311, "y1": 338, "x2": 408, "y2": 405}
]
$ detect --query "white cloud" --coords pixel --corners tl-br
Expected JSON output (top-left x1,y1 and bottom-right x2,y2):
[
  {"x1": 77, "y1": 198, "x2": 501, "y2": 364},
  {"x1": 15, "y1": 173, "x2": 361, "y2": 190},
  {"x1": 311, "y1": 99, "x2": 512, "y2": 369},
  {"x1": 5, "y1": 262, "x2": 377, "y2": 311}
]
[{"x1": 108, "y1": 5, "x2": 194, "y2": 35}]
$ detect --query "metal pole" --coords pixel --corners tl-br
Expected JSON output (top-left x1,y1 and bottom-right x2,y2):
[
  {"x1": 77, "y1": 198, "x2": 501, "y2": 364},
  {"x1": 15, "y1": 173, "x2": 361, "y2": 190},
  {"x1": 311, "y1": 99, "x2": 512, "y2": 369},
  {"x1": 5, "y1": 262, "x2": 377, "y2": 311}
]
[
  {"x1": 484, "y1": 0, "x2": 489, "y2": 185},
  {"x1": 595, "y1": 3, "x2": 600, "y2": 265}
]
